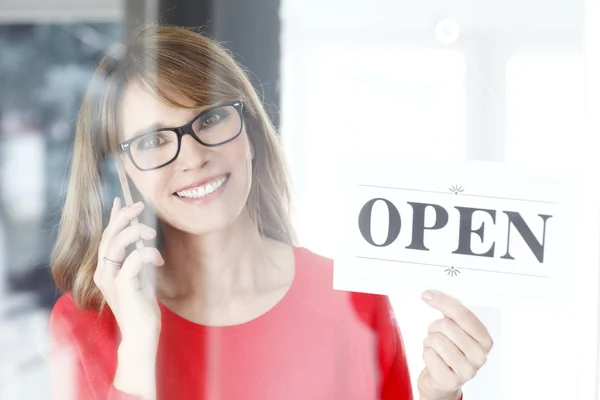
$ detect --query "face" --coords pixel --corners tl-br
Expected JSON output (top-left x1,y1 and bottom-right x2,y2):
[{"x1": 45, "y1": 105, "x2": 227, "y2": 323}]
[{"x1": 118, "y1": 83, "x2": 254, "y2": 235}]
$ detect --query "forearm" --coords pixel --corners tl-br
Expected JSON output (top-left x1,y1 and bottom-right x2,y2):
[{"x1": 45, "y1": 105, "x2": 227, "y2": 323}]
[{"x1": 113, "y1": 340, "x2": 158, "y2": 399}]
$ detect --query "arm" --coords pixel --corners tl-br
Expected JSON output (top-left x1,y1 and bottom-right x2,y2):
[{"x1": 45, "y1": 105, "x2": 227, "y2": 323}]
[{"x1": 50, "y1": 200, "x2": 163, "y2": 399}]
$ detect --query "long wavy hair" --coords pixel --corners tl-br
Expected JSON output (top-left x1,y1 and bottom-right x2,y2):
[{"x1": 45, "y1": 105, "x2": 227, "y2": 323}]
[{"x1": 51, "y1": 25, "x2": 296, "y2": 310}]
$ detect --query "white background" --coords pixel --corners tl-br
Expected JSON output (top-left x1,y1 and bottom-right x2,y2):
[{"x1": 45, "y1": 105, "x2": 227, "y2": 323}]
[
  {"x1": 0, "y1": 1, "x2": 124, "y2": 399},
  {"x1": 280, "y1": 0, "x2": 600, "y2": 399}
]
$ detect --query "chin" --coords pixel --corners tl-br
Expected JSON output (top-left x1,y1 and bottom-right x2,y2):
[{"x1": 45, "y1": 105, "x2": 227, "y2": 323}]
[
  {"x1": 177, "y1": 217, "x2": 236, "y2": 236},
  {"x1": 163, "y1": 199, "x2": 248, "y2": 238}
]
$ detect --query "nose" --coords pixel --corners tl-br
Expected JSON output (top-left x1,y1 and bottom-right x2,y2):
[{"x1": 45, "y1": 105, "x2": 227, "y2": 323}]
[{"x1": 175, "y1": 134, "x2": 210, "y2": 170}]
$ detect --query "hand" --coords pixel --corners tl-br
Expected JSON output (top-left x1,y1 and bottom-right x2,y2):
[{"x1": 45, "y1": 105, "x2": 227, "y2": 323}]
[
  {"x1": 417, "y1": 290, "x2": 494, "y2": 400},
  {"x1": 94, "y1": 197, "x2": 164, "y2": 345}
]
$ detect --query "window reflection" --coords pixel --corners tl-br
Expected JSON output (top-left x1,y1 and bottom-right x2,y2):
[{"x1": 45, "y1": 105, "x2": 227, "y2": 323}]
[{"x1": 0, "y1": 22, "x2": 121, "y2": 399}]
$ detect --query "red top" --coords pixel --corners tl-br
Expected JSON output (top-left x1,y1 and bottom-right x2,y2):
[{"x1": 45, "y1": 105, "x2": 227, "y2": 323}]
[{"x1": 49, "y1": 247, "x2": 415, "y2": 400}]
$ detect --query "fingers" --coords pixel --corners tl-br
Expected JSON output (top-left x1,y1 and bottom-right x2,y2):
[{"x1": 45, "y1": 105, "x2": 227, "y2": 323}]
[
  {"x1": 100, "y1": 199, "x2": 146, "y2": 254},
  {"x1": 96, "y1": 197, "x2": 157, "y2": 286},
  {"x1": 117, "y1": 247, "x2": 164, "y2": 285},
  {"x1": 422, "y1": 290, "x2": 493, "y2": 351},
  {"x1": 103, "y1": 223, "x2": 157, "y2": 262},
  {"x1": 423, "y1": 332, "x2": 478, "y2": 383},
  {"x1": 95, "y1": 222, "x2": 156, "y2": 286},
  {"x1": 109, "y1": 197, "x2": 121, "y2": 220},
  {"x1": 428, "y1": 317, "x2": 488, "y2": 369},
  {"x1": 95, "y1": 247, "x2": 163, "y2": 291},
  {"x1": 422, "y1": 347, "x2": 459, "y2": 392}
]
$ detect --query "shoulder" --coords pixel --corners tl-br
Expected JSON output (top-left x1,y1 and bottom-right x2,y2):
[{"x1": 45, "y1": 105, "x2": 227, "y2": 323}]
[
  {"x1": 50, "y1": 292, "x2": 97, "y2": 332},
  {"x1": 49, "y1": 292, "x2": 117, "y2": 350},
  {"x1": 50, "y1": 292, "x2": 85, "y2": 327},
  {"x1": 293, "y1": 246, "x2": 394, "y2": 329},
  {"x1": 49, "y1": 294, "x2": 123, "y2": 399},
  {"x1": 294, "y1": 247, "x2": 405, "y2": 380}
]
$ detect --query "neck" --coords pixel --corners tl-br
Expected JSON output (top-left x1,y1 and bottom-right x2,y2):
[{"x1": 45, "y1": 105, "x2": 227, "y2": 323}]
[{"x1": 156, "y1": 211, "x2": 281, "y2": 307}]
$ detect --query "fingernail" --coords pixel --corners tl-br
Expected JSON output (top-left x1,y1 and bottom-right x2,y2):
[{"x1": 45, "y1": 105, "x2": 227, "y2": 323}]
[
  {"x1": 132, "y1": 201, "x2": 144, "y2": 208},
  {"x1": 421, "y1": 290, "x2": 434, "y2": 301},
  {"x1": 154, "y1": 252, "x2": 165, "y2": 266},
  {"x1": 143, "y1": 231, "x2": 157, "y2": 240},
  {"x1": 112, "y1": 197, "x2": 118, "y2": 208}
]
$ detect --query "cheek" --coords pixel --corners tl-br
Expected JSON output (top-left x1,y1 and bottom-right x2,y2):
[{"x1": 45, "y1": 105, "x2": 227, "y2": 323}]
[
  {"x1": 126, "y1": 169, "x2": 169, "y2": 206},
  {"x1": 222, "y1": 132, "x2": 253, "y2": 172},
  {"x1": 220, "y1": 135, "x2": 253, "y2": 198},
  {"x1": 237, "y1": 136, "x2": 254, "y2": 181},
  {"x1": 138, "y1": 177, "x2": 164, "y2": 199},
  {"x1": 239, "y1": 132, "x2": 254, "y2": 166}
]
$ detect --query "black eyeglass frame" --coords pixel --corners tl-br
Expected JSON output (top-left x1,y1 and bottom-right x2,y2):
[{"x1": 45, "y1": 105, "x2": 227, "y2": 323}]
[{"x1": 118, "y1": 100, "x2": 245, "y2": 171}]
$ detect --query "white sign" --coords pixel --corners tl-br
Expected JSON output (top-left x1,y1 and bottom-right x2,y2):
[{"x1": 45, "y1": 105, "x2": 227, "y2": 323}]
[{"x1": 333, "y1": 156, "x2": 576, "y2": 308}]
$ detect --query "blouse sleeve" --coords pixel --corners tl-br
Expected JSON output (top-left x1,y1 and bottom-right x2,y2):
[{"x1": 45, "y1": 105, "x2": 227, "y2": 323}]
[{"x1": 49, "y1": 296, "x2": 145, "y2": 400}]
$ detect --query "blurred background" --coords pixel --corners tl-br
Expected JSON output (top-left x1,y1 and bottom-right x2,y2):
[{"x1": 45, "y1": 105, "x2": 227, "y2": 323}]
[{"x1": 0, "y1": 0, "x2": 598, "y2": 399}]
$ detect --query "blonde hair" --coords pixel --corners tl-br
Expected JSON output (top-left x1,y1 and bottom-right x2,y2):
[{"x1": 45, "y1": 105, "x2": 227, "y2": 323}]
[{"x1": 51, "y1": 25, "x2": 296, "y2": 310}]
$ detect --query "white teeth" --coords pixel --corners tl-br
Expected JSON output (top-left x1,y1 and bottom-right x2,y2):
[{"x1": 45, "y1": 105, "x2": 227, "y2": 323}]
[{"x1": 176, "y1": 176, "x2": 227, "y2": 199}]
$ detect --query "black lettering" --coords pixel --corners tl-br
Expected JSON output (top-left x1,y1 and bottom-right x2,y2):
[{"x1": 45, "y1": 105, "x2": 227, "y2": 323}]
[
  {"x1": 452, "y1": 207, "x2": 496, "y2": 257},
  {"x1": 406, "y1": 202, "x2": 449, "y2": 251},
  {"x1": 358, "y1": 198, "x2": 401, "y2": 247},
  {"x1": 501, "y1": 211, "x2": 552, "y2": 263}
]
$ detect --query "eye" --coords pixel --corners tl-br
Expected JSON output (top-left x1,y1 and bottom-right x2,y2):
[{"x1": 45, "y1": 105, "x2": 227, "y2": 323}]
[
  {"x1": 199, "y1": 110, "x2": 227, "y2": 128},
  {"x1": 136, "y1": 132, "x2": 168, "y2": 150}
]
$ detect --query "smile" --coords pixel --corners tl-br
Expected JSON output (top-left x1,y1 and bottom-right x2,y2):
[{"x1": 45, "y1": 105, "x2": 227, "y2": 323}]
[{"x1": 175, "y1": 175, "x2": 229, "y2": 199}]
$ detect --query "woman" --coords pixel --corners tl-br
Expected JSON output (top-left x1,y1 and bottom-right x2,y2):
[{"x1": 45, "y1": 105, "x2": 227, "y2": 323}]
[{"x1": 49, "y1": 25, "x2": 493, "y2": 400}]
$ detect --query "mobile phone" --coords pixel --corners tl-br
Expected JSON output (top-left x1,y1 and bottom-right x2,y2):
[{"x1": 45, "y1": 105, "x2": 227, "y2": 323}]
[
  {"x1": 114, "y1": 157, "x2": 145, "y2": 251},
  {"x1": 114, "y1": 157, "x2": 155, "y2": 287}
]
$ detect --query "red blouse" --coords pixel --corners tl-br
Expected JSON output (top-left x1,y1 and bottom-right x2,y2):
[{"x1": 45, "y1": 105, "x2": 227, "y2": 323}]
[{"x1": 49, "y1": 247, "x2": 418, "y2": 400}]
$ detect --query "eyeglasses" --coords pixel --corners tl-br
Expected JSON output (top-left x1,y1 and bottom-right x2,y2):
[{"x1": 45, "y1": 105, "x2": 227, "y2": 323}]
[{"x1": 118, "y1": 100, "x2": 245, "y2": 171}]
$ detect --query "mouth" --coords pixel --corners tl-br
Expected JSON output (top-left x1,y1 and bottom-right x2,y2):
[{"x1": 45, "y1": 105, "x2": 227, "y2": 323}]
[{"x1": 174, "y1": 174, "x2": 230, "y2": 199}]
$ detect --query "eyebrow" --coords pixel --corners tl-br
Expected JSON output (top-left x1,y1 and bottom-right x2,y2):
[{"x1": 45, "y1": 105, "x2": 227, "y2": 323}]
[
  {"x1": 127, "y1": 101, "x2": 230, "y2": 139},
  {"x1": 129, "y1": 106, "x2": 210, "y2": 138},
  {"x1": 131, "y1": 123, "x2": 171, "y2": 139}
]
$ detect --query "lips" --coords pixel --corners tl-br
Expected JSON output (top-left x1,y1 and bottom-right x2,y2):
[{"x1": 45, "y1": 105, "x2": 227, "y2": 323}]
[{"x1": 174, "y1": 174, "x2": 230, "y2": 199}]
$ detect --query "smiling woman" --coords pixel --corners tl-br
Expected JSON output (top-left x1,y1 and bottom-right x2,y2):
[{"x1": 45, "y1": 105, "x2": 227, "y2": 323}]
[{"x1": 48, "y1": 25, "x2": 490, "y2": 400}]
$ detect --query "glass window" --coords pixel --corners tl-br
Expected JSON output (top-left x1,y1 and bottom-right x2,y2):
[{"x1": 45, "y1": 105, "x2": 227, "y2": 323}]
[{"x1": 0, "y1": 20, "x2": 121, "y2": 399}]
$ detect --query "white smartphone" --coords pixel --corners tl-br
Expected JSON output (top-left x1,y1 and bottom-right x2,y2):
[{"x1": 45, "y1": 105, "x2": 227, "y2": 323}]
[
  {"x1": 114, "y1": 157, "x2": 145, "y2": 251},
  {"x1": 114, "y1": 157, "x2": 155, "y2": 287}
]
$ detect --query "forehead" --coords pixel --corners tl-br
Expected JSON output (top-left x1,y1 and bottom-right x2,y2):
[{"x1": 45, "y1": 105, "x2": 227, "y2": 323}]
[{"x1": 119, "y1": 83, "x2": 197, "y2": 141}]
